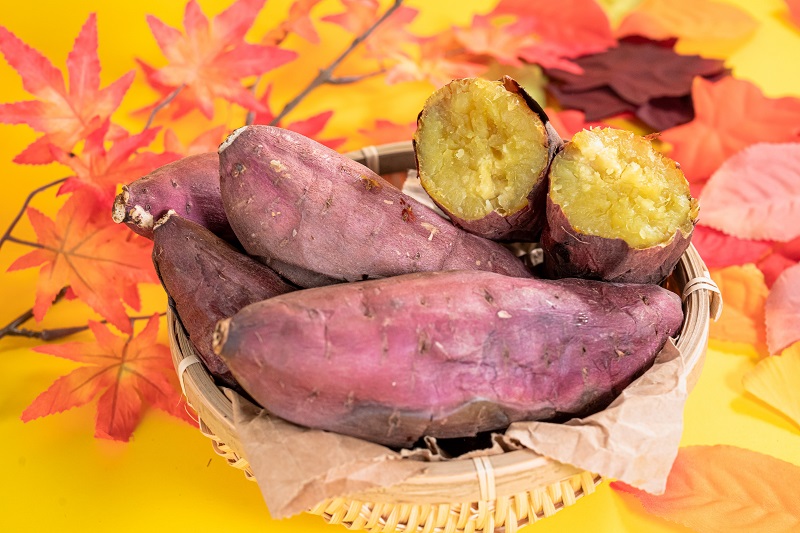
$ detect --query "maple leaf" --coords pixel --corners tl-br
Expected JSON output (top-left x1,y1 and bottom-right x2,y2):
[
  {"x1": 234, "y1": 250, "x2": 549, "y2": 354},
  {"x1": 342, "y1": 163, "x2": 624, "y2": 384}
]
[
  {"x1": 0, "y1": 14, "x2": 134, "y2": 164},
  {"x1": 357, "y1": 119, "x2": 415, "y2": 146},
  {"x1": 142, "y1": 0, "x2": 297, "y2": 119},
  {"x1": 252, "y1": 85, "x2": 346, "y2": 149},
  {"x1": 765, "y1": 264, "x2": 800, "y2": 355},
  {"x1": 262, "y1": 0, "x2": 323, "y2": 46},
  {"x1": 490, "y1": 0, "x2": 616, "y2": 73},
  {"x1": 544, "y1": 108, "x2": 605, "y2": 139},
  {"x1": 384, "y1": 34, "x2": 486, "y2": 88},
  {"x1": 548, "y1": 84, "x2": 636, "y2": 121},
  {"x1": 699, "y1": 143, "x2": 800, "y2": 243},
  {"x1": 612, "y1": 446, "x2": 800, "y2": 532},
  {"x1": 744, "y1": 343, "x2": 800, "y2": 430},
  {"x1": 453, "y1": 15, "x2": 537, "y2": 67},
  {"x1": 617, "y1": 0, "x2": 758, "y2": 50},
  {"x1": 21, "y1": 315, "x2": 195, "y2": 441},
  {"x1": 790, "y1": 0, "x2": 800, "y2": 28},
  {"x1": 7, "y1": 190, "x2": 157, "y2": 334},
  {"x1": 322, "y1": 0, "x2": 420, "y2": 60},
  {"x1": 708, "y1": 265, "x2": 768, "y2": 348},
  {"x1": 163, "y1": 125, "x2": 228, "y2": 156},
  {"x1": 661, "y1": 77, "x2": 800, "y2": 184},
  {"x1": 50, "y1": 120, "x2": 179, "y2": 202}
]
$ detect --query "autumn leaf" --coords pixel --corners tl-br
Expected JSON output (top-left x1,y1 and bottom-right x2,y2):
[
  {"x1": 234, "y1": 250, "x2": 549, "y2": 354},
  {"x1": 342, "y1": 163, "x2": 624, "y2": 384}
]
[
  {"x1": 765, "y1": 264, "x2": 800, "y2": 354},
  {"x1": 163, "y1": 125, "x2": 228, "y2": 156},
  {"x1": 262, "y1": 0, "x2": 322, "y2": 46},
  {"x1": 51, "y1": 120, "x2": 178, "y2": 201},
  {"x1": 692, "y1": 225, "x2": 772, "y2": 269},
  {"x1": 744, "y1": 343, "x2": 800, "y2": 430},
  {"x1": 7, "y1": 190, "x2": 157, "y2": 334},
  {"x1": 453, "y1": 15, "x2": 537, "y2": 67},
  {"x1": 789, "y1": 0, "x2": 800, "y2": 28},
  {"x1": 21, "y1": 315, "x2": 195, "y2": 441},
  {"x1": 357, "y1": 119, "x2": 415, "y2": 146},
  {"x1": 0, "y1": 14, "x2": 134, "y2": 164},
  {"x1": 699, "y1": 143, "x2": 800, "y2": 243},
  {"x1": 635, "y1": 95, "x2": 695, "y2": 132},
  {"x1": 321, "y1": 0, "x2": 419, "y2": 60},
  {"x1": 758, "y1": 237, "x2": 800, "y2": 288},
  {"x1": 612, "y1": 445, "x2": 800, "y2": 532},
  {"x1": 661, "y1": 77, "x2": 800, "y2": 184},
  {"x1": 252, "y1": 85, "x2": 346, "y2": 149},
  {"x1": 708, "y1": 265, "x2": 768, "y2": 347},
  {"x1": 141, "y1": 0, "x2": 297, "y2": 119},
  {"x1": 545, "y1": 108, "x2": 605, "y2": 139},
  {"x1": 384, "y1": 33, "x2": 486, "y2": 87},
  {"x1": 617, "y1": 0, "x2": 758, "y2": 48},
  {"x1": 549, "y1": 84, "x2": 636, "y2": 121}
]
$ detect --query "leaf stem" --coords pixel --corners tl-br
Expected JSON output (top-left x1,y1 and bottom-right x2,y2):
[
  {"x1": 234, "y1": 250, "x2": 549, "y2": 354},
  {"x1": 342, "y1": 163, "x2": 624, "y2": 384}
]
[
  {"x1": 144, "y1": 84, "x2": 186, "y2": 131},
  {"x1": 1, "y1": 310, "x2": 165, "y2": 342},
  {"x1": 0, "y1": 178, "x2": 67, "y2": 253},
  {"x1": 327, "y1": 69, "x2": 386, "y2": 85},
  {"x1": 270, "y1": 0, "x2": 404, "y2": 126}
]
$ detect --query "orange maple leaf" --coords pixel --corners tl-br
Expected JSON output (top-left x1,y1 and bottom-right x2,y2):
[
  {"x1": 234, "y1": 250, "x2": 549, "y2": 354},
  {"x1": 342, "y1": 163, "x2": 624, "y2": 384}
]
[
  {"x1": 454, "y1": 15, "x2": 538, "y2": 67},
  {"x1": 661, "y1": 77, "x2": 800, "y2": 184},
  {"x1": 708, "y1": 265, "x2": 769, "y2": 348},
  {"x1": 322, "y1": 0, "x2": 419, "y2": 60},
  {"x1": 140, "y1": 0, "x2": 297, "y2": 119},
  {"x1": 545, "y1": 108, "x2": 605, "y2": 139},
  {"x1": 262, "y1": 0, "x2": 323, "y2": 46},
  {"x1": 163, "y1": 125, "x2": 228, "y2": 156},
  {"x1": 0, "y1": 14, "x2": 134, "y2": 164},
  {"x1": 22, "y1": 315, "x2": 195, "y2": 441},
  {"x1": 357, "y1": 119, "x2": 416, "y2": 146},
  {"x1": 7, "y1": 190, "x2": 157, "y2": 334},
  {"x1": 612, "y1": 446, "x2": 800, "y2": 532},
  {"x1": 384, "y1": 33, "x2": 486, "y2": 88}
]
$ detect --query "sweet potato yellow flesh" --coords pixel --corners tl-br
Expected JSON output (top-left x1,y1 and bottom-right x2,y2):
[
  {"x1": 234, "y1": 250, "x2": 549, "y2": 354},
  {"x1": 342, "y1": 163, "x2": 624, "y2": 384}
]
[
  {"x1": 550, "y1": 128, "x2": 697, "y2": 249},
  {"x1": 416, "y1": 78, "x2": 548, "y2": 219}
]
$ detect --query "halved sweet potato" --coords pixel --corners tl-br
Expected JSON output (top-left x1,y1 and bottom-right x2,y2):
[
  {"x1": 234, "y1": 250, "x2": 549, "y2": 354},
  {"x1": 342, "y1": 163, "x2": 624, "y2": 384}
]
[
  {"x1": 542, "y1": 128, "x2": 698, "y2": 284},
  {"x1": 213, "y1": 270, "x2": 683, "y2": 447},
  {"x1": 414, "y1": 76, "x2": 562, "y2": 242},
  {"x1": 217, "y1": 125, "x2": 533, "y2": 287}
]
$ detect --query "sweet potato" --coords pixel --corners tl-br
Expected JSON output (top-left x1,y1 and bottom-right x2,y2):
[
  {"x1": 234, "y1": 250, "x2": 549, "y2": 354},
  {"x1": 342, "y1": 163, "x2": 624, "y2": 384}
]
[
  {"x1": 112, "y1": 152, "x2": 237, "y2": 242},
  {"x1": 217, "y1": 125, "x2": 532, "y2": 287},
  {"x1": 152, "y1": 212, "x2": 294, "y2": 387},
  {"x1": 542, "y1": 128, "x2": 698, "y2": 284},
  {"x1": 213, "y1": 270, "x2": 683, "y2": 447},
  {"x1": 414, "y1": 77, "x2": 563, "y2": 242}
]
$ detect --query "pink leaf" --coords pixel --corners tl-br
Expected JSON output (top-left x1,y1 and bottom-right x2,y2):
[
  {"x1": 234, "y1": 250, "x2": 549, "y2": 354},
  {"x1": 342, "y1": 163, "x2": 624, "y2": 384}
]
[{"x1": 765, "y1": 263, "x2": 800, "y2": 354}]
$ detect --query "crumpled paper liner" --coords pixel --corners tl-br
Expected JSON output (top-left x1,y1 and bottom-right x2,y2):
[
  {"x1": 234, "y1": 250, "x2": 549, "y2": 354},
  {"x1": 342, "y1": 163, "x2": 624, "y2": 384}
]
[{"x1": 232, "y1": 338, "x2": 687, "y2": 518}]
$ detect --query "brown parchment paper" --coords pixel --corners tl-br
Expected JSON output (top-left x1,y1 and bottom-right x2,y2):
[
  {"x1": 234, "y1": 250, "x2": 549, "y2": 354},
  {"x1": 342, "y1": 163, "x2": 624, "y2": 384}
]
[{"x1": 232, "y1": 338, "x2": 687, "y2": 518}]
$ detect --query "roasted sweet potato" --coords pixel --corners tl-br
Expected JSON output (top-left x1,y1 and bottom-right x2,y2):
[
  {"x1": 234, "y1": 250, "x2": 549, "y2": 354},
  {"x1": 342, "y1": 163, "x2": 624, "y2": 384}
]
[
  {"x1": 414, "y1": 77, "x2": 562, "y2": 242},
  {"x1": 217, "y1": 125, "x2": 532, "y2": 287},
  {"x1": 542, "y1": 128, "x2": 698, "y2": 284},
  {"x1": 152, "y1": 212, "x2": 294, "y2": 387},
  {"x1": 213, "y1": 270, "x2": 683, "y2": 447},
  {"x1": 112, "y1": 152, "x2": 237, "y2": 242}
]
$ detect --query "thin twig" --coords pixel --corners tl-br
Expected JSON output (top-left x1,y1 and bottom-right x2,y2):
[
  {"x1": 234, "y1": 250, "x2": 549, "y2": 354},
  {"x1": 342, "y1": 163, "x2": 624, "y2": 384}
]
[
  {"x1": 4, "y1": 312, "x2": 166, "y2": 342},
  {"x1": 0, "y1": 178, "x2": 67, "y2": 253},
  {"x1": 270, "y1": 0, "x2": 404, "y2": 126},
  {"x1": 144, "y1": 84, "x2": 186, "y2": 130},
  {"x1": 0, "y1": 287, "x2": 69, "y2": 341},
  {"x1": 327, "y1": 69, "x2": 386, "y2": 85},
  {"x1": 5, "y1": 236, "x2": 44, "y2": 249}
]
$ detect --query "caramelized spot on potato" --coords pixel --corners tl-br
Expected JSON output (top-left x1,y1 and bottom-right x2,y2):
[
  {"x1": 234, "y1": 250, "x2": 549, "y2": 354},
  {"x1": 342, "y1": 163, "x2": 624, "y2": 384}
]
[{"x1": 550, "y1": 128, "x2": 698, "y2": 249}]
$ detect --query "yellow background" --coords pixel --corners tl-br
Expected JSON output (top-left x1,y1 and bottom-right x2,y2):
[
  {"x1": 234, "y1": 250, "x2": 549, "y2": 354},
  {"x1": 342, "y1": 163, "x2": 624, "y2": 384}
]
[{"x1": 1, "y1": 0, "x2": 799, "y2": 531}]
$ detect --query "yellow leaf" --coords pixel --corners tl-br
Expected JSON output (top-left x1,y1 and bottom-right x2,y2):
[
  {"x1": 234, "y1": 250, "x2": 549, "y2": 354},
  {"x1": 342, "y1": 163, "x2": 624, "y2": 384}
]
[
  {"x1": 709, "y1": 265, "x2": 768, "y2": 347},
  {"x1": 743, "y1": 343, "x2": 800, "y2": 430}
]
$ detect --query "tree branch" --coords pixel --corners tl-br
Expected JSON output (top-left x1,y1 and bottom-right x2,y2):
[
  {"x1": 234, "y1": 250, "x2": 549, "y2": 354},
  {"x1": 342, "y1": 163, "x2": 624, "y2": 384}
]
[
  {"x1": 0, "y1": 178, "x2": 67, "y2": 253},
  {"x1": 0, "y1": 287, "x2": 69, "y2": 341},
  {"x1": 144, "y1": 84, "x2": 186, "y2": 131},
  {"x1": 270, "y1": 0, "x2": 404, "y2": 126},
  {"x1": 4, "y1": 312, "x2": 166, "y2": 342},
  {"x1": 327, "y1": 69, "x2": 386, "y2": 85}
]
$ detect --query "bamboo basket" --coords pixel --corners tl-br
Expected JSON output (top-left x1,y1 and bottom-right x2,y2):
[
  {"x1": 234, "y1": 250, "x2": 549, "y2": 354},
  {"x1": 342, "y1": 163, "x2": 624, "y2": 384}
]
[{"x1": 168, "y1": 141, "x2": 721, "y2": 533}]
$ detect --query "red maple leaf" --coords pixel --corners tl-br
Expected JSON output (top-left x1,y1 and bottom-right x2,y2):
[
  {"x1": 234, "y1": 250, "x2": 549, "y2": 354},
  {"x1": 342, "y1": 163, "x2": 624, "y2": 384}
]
[
  {"x1": 21, "y1": 315, "x2": 195, "y2": 441},
  {"x1": 384, "y1": 33, "x2": 487, "y2": 87},
  {"x1": 7, "y1": 190, "x2": 157, "y2": 334},
  {"x1": 454, "y1": 15, "x2": 538, "y2": 67},
  {"x1": 163, "y1": 125, "x2": 228, "y2": 156},
  {"x1": 141, "y1": 0, "x2": 297, "y2": 119},
  {"x1": 661, "y1": 77, "x2": 800, "y2": 184},
  {"x1": 0, "y1": 14, "x2": 134, "y2": 164},
  {"x1": 51, "y1": 120, "x2": 179, "y2": 201},
  {"x1": 322, "y1": 0, "x2": 419, "y2": 60},
  {"x1": 262, "y1": 0, "x2": 323, "y2": 45},
  {"x1": 253, "y1": 85, "x2": 346, "y2": 149}
]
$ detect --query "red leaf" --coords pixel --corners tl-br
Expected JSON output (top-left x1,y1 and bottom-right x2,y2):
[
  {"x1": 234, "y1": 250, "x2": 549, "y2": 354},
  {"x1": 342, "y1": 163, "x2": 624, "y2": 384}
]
[
  {"x1": 384, "y1": 33, "x2": 486, "y2": 87},
  {"x1": 453, "y1": 15, "x2": 536, "y2": 67},
  {"x1": 544, "y1": 108, "x2": 605, "y2": 139},
  {"x1": 661, "y1": 77, "x2": 800, "y2": 184},
  {"x1": 142, "y1": 0, "x2": 297, "y2": 119},
  {"x1": 790, "y1": 0, "x2": 800, "y2": 27},
  {"x1": 7, "y1": 190, "x2": 157, "y2": 333},
  {"x1": 692, "y1": 225, "x2": 772, "y2": 269},
  {"x1": 612, "y1": 446, "x2": 800, "y2": 532},
  {"x1": 357, "y1": 119, "x2": 416, "y2": 146},
  {"x1": 262, "y1": 0, "x2": 322, "y2": 45},
  {"x1": 22, "y1": 316, "x2": 195, "y2": 441},
  {"x1": 758, "y1": 236, "x2": 800, "y2": 287},
  {"x1": 0, "y1": 15, "x2": 134, "y2": 164},
  {"x1": 765, "y1": 264, "x2": 800, "y2": 354},
  {"x1": 699, "y1": 143, "x2": 800, "y2": 242}
]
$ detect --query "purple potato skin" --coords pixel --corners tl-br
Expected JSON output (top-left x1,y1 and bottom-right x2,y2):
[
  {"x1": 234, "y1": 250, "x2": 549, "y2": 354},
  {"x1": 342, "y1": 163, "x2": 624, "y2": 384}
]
[
  {"x1": 152, "y1": 213, "x2": 294, "y2": 388},
  {"x1": 541, "y1": 195, "x2": 695, "y2": 285},
  {"x1": 112, "y1": 152, "x2": 237, "y2": 243},
  {"x1": 415, "y1": 77, "x2": 564, "y2": 243},
  {"x1": 217, "y1": 125, "x2": 533, "y2": 288},
  {"x1": 214, "y1": 270, "x2": 683, "y2": 447}
]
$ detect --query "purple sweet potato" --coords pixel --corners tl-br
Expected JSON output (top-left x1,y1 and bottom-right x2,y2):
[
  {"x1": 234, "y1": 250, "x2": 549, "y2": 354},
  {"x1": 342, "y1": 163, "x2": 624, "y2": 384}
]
[
  {"x1": 152, "y1": 212, "x2": 294, "y2": 387},
  {"x1": 542, "y1": 128, "x2": 698, "y2": 284},
  {"x1": 112, "y1": 152, "x2": 237, "y2": 242},
  {"x1": 217, "y1": 125, "x2": 532, "y2": 287},
  {"x1": 414, "y1": 76, "x2": 563, "y2": 242},
  {"x1": 213, "y1": 269, "x2": 683, "y2": 447}
]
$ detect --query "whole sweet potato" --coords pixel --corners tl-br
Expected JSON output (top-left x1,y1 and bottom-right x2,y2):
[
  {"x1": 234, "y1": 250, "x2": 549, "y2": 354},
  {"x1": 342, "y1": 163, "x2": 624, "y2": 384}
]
[
  {"x1": 113, "y1": 152, "x2": 237, "y2": 242},
  {"x1": 217, "y1": 125, "x2": 532, "y2": 287},
  {"x1": 414, "y1": 76, "x2": 563, "y2": 242},
  {"x1": 542, "y1": 128, "x2": 698, "y2": 284},
  {"x1": 213, "y1": 270, "x2": 683, "y2": 447},
  {"x1": 152, "y1": 212, "x2": 294, "y2": 387}
]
